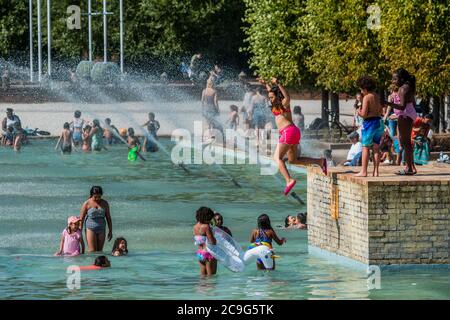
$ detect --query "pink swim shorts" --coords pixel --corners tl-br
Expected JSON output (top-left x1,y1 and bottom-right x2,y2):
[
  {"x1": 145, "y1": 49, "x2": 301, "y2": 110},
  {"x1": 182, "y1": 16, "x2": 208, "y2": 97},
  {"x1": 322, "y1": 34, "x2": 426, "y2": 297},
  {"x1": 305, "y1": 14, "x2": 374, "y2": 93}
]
[{"x1": 279, "y1": 124, "x2": 301, "y2": 145}]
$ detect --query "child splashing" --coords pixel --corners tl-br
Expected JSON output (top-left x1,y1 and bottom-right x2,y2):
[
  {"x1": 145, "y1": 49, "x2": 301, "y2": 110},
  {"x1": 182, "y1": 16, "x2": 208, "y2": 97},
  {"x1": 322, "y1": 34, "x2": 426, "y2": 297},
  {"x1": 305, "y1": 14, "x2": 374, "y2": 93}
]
[
  {"x1": 249, "y1": 214, "x2": 286, "y2": 270},
  {"x1": 259, "y1": 77, "x2": 327, "y2": 195},
  {"x1": 54, "y1": 216, "x2": 85, "y2": 256},
  {"x1": 193, "y1": 207, "x2": 217, "y2": 276}
]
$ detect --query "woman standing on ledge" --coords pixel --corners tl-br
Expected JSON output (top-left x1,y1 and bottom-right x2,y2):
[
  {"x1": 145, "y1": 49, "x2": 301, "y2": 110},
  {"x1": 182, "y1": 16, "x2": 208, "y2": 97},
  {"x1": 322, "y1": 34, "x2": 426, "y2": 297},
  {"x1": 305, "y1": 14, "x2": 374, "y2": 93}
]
[
  {"x1": 383, "y1": 68, "x2": 417, "y2": 175},
  {"x1": 259, "y1": 78, "x2": 327, "y2": 195}
]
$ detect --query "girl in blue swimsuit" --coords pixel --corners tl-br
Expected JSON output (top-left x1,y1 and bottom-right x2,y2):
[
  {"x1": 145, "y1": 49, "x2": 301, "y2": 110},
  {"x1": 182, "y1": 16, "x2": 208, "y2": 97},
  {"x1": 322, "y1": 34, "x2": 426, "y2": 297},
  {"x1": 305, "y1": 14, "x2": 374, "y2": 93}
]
[{"x1": 249, "y1": 214, "x2": 286, "y2": 270}]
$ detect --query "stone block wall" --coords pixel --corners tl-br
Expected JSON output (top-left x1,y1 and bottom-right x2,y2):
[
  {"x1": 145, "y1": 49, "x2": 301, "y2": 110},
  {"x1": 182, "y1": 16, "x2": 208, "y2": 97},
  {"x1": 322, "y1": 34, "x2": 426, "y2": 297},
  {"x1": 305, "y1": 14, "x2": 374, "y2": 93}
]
[{"x1": 307, "y1": 167, "x2": 450, "y2": 265}]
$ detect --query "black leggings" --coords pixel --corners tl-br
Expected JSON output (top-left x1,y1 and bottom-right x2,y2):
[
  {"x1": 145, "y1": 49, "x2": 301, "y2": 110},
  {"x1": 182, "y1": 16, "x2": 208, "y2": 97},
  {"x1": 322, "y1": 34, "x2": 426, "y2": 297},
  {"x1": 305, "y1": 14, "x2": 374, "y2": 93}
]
[{"x1": 398, "y1": 116, "x2": 413, "y2": 172}]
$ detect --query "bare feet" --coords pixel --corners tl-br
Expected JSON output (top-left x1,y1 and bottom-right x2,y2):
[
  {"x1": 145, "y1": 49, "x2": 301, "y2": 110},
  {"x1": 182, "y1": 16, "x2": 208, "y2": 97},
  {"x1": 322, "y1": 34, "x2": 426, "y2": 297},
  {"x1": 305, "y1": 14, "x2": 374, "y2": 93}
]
[{"x1": 354, "y1": 172, "x2": 367, "y2": 177}]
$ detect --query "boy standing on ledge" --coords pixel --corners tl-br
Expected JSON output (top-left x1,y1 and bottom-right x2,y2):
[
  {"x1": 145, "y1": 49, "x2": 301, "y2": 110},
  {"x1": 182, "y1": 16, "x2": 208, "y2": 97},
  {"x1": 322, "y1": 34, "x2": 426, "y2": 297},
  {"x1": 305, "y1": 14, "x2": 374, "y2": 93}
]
[{"x1": 355, "y1": 76, "x2": 384, "y2": 177}]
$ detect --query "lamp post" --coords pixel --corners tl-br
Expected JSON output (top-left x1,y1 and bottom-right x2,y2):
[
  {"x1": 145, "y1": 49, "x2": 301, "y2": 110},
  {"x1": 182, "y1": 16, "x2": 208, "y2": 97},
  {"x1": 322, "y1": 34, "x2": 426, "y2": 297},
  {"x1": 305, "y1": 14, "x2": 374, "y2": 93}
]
[
  {"x1": 119, "y1": 0, "x2": 124, "y2": 74},
  {"x1": 47, "y1": 0, "x2": 52, "y2": 77},
  {"x1": 103, "y1": 0, "x2": 107, "y2": 62},
  {"x1": 37, "y1": 0, "x2": 42, "y2": 82},
  {"x1": 29, "y1": 0, "x2": 33, "y2": 82},
  {"x1": 88, "y1": 0, "x2": 92, "y2": 61}
]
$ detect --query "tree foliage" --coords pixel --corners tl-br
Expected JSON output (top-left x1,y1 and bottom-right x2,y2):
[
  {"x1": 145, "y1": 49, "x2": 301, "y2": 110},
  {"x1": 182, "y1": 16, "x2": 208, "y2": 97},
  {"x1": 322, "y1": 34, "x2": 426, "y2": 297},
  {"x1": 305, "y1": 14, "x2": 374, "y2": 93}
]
[
  {"x1": 242, "y1": 0, "x2": 312, "y2": 87},
  {"x1": 304, "y1": 0, "x2": 388, "y2": 93},
  {"x1": 243, "y1": 0, "x2": 449, "y2": 96},
  {"x1": 378, "y1": 0, "x2": 449, "y2": 97},
  {"x1": 0, "y1": 0, "x2": 246, "y2": 75}
]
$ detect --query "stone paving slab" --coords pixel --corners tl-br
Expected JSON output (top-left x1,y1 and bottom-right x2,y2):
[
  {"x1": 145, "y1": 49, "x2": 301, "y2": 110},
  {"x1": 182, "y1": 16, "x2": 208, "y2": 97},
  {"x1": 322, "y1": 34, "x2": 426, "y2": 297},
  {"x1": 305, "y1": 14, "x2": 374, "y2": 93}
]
[{"x1": 306, "y1": 163, "x2": 450, "y2": 185}]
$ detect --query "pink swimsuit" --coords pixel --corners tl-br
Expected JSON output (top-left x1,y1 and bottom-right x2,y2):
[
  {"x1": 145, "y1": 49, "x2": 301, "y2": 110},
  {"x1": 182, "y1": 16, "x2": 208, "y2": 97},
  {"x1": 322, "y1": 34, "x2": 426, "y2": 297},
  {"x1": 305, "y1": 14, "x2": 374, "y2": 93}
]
[
  {"x1": 279, "y1": 124, "x2": 301, "y2": 145},
  {"x1": 194, "y1": 235, "x2": 215, "y2": 262},
  {"x1": 62, "y1": 229, "x2": 81, "y2": 256},
  {"x1": 393, "y1": 92, "x2": 417, "y2": 121},
  {"x1": 272, "y1": 106, "x2": 301, "y2": 145}
]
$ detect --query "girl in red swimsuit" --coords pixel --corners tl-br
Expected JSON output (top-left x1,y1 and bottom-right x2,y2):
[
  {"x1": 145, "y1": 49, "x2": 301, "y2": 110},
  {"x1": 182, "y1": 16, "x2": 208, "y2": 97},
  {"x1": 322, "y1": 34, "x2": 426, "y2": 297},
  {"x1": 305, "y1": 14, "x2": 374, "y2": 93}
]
[{"x1": 260, "y1": 78, "x2": 327, "y2": 195}]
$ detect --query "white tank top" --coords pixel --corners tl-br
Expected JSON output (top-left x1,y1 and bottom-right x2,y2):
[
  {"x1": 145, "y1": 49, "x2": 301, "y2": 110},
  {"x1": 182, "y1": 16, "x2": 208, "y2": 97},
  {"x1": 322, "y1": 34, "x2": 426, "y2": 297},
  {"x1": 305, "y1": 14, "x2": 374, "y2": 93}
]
[
  {"x1": 73, "y1": 118, "x2": 84, "y2": 130},
  {"x1": 6, "y1": 115, "x2": 20, "y2": 128}
]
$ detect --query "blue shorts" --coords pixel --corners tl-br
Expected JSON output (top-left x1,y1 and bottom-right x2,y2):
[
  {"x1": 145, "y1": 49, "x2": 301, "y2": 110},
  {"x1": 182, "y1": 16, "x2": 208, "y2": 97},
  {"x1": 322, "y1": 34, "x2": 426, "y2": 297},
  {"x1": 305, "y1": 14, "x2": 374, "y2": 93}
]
[
  {"x1": 73, "y1": 131, "x2": 82, "y2": 143},
  {"x1": 362, "y1": 117, "x2": 384, "y2": 147}
]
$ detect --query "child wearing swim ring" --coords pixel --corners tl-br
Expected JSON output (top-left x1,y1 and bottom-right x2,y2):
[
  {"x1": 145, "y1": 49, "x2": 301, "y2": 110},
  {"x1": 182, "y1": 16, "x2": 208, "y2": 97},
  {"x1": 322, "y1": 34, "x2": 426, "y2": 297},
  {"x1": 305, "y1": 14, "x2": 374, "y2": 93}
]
[
  {"x1": 193, "y1": 207, "x2": 217, "y2": 276},
  {"x1": 111, "y1": 237, "x2": 128, "y2": 256},
  {"x1": 249, "y1": 214, "x2": 286, "y2": 270},
  {"x1": 54, "y1": 216, "x2": 85, "y2": 256}
]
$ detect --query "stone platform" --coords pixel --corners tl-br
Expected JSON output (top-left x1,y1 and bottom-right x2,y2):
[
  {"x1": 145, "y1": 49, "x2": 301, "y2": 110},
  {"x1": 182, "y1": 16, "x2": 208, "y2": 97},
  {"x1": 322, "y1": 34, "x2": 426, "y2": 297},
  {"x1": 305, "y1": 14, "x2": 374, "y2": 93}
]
[{"x1": 307, "y1": 163, "x2": 450, "y2": 266}]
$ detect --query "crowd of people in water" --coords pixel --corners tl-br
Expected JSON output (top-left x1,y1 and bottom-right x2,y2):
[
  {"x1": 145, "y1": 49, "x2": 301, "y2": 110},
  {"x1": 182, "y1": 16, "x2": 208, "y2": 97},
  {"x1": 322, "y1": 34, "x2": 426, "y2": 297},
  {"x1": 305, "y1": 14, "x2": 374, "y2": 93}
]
[
  {"x1": 0, "y1": 66, "x2": 440, "y2": 275},
  {"x1": 50, "y1": 184, "x2": 305, "y2": 275},
  {"x1": 0, "y1": 108, "x2": 161, "y2": 161}
]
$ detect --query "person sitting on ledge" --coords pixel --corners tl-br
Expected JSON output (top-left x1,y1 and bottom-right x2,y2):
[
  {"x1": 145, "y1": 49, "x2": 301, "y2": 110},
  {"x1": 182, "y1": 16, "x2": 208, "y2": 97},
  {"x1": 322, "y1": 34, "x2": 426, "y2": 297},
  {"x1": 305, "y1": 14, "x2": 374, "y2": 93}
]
[{"x1": 343, "y1": 131, "x2": 362, "y2": 166}]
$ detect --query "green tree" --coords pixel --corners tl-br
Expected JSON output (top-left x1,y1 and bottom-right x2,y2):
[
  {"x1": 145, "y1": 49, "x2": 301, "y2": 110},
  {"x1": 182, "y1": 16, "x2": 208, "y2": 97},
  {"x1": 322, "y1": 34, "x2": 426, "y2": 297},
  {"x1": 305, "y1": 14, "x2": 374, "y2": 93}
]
[
  {"x1": 242, "y1": 0, "x2": 312, "y2": 87},
  {"x1": 0, "y1": 0, "x2": 247, "y2": 75},
  {"x1": 304, "y1": 0, "x2": 389, "y2": 93},
  {"x1": 378, "y1": 0, "x2": 449, "y2": 98},
  {"x1": 0, "y1": 0, "x2": 28, "y2": 57}
]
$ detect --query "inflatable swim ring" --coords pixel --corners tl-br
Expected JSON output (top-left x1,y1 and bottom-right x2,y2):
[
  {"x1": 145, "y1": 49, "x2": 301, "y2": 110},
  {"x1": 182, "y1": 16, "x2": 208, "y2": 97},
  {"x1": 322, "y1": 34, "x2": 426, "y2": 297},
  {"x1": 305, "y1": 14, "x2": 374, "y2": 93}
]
[
  {"x1": 206, "y1": 227, "x2": 245, "y2": 272},
  {"x1": 78, "y1": 265, "x2": 102, "y2": 271}
]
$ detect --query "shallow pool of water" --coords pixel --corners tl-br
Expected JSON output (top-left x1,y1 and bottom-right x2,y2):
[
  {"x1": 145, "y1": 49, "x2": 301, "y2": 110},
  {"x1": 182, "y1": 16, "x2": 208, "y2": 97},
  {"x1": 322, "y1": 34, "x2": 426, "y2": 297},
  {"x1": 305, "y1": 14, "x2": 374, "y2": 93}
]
[{"x1": 0, "y1": 140, "x2": 448, "y2": 299}]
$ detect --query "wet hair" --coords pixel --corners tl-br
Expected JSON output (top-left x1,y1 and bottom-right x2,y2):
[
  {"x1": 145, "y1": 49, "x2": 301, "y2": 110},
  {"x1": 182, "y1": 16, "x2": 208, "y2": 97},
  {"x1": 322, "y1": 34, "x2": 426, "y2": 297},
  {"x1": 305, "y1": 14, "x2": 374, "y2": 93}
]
[
  {"x1": 74, "y1": 110, "x2": 81, "y2": 118},
  {"x1": 63, "y1": 122, "x2": 70, "y2": 129},
  {"x1": 284, "y1": 215, "x2": 293, "y2": 228},
  {"x1": 257, "y1": 214, "x2": 273, "y2": 231},
  {"x1": 92, "y1": 119, "x2": 100, "y2": 127},
  {"x1": 90, "y1": 186, "x2": 103, "y2": 197},
  {"x1": 128, "y1": 127, "x2": 135, "y2": 136},
  {"x1": 268, "y1": 85, "x2": 286, "y2": 112},
  {"x1": 293, "y1": 106, "x2": 301, "y2": 114},
  {"x1": 297, "y1": 212, "x2": 307, "y2": 224},
  {"x1": 111, "y1": 237, "x2": 128, "y2": 255},
  {"x1": 148, "y1": 112, "x2": 155, "y2": 119},
  {"x1": 357, "y1": 75, "x2": 377, "y2": 92},
  {"x1": 230, "y1": 105, "x2": 239, "y2": 112},
  {"x1": 196, "y1": 207, "x2": 214, "y2": 224},
  {"x1": 94, "y1": 256, "x2": 110, "y2": 267},
  {"x1": 394, "y1": 68, "x2": 416, "y2": 94}
]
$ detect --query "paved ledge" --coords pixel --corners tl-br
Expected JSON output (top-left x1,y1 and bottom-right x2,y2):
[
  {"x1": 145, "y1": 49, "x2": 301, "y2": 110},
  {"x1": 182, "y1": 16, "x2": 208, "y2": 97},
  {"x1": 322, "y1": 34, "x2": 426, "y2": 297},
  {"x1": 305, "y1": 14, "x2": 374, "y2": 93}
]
[{"x1": 307, "y1": 164, "x2": 450, "y2": 186}]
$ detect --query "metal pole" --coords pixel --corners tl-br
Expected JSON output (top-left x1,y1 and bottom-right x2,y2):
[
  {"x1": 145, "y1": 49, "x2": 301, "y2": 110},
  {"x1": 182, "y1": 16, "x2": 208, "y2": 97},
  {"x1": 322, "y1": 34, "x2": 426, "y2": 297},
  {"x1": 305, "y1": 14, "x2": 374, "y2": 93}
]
[
  {"x1": 103, "y1": 0, "x2": 107, "y2": 62},
  {"x1": 29, "y1": 0, "x2": 33, "y2": 82},
  {"x1": 119, "y1": 0, "x2": 124, "y2": 74},
  {"x1": 88, "y1": 0, "x2": 92, "y2": 61},
  {"x1": 37, "y1": 0, "x2": 42, "y2": 82},
  {"x1": 47, "y1": 0, "x2": 51, "y2": 77}
]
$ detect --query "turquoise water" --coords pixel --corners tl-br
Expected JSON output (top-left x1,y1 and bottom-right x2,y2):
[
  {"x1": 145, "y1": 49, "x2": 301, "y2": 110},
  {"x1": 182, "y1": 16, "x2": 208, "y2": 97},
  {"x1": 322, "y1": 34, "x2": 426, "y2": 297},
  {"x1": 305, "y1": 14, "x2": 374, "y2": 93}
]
[{"x1": 0, "y1": 139, "x2": 448, "y2": 300}]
